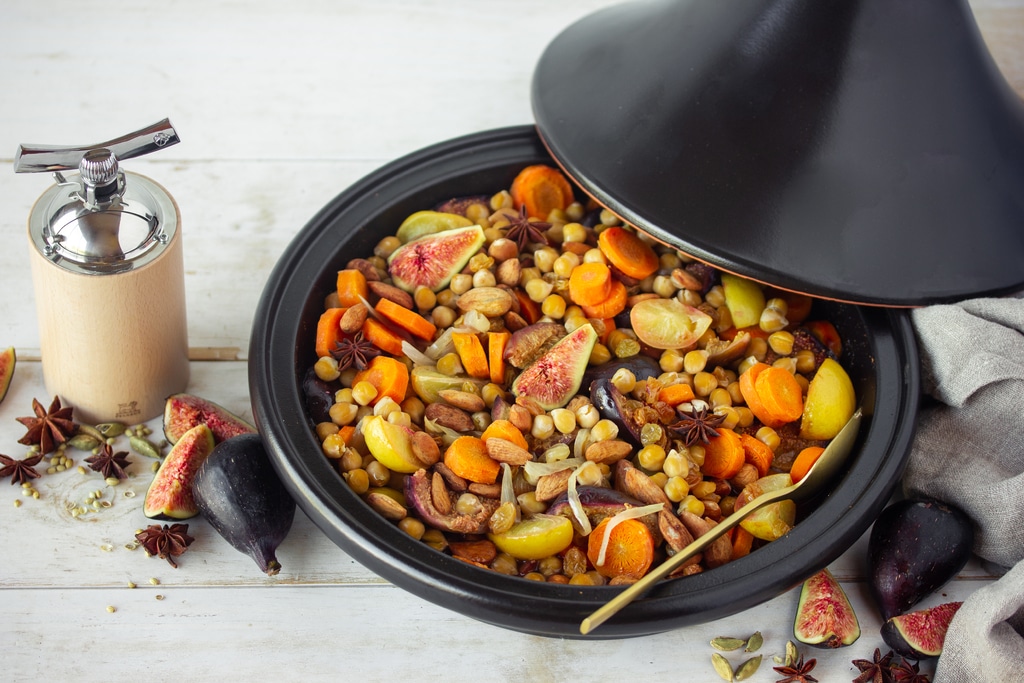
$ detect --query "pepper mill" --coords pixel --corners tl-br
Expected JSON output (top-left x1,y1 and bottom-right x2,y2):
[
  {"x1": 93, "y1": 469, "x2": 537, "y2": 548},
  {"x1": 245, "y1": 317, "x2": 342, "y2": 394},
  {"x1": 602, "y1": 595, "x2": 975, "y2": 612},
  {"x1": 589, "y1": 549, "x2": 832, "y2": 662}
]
[{"x1": 14, "y1": 119, "x2": 189, "y2": 424}]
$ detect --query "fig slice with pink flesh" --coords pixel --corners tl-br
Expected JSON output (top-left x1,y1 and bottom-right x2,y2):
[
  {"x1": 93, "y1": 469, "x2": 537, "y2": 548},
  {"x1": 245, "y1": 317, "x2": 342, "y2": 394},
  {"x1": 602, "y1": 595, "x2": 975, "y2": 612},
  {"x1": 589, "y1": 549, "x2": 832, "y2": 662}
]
[{"x1": 794, "y1": 567, "x2": 861, "y2": 648}]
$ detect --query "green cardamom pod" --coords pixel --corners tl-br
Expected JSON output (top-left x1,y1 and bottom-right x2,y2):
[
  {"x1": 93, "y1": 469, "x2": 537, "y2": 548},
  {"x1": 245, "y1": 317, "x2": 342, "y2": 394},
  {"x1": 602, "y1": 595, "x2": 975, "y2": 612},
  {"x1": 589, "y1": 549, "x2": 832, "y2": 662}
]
[
  {"x1": 130, "y1": 435, "x2": 163, "y2": 459},
  {"x1": 67, "y1": 434, "x2": 102, "y2": 451},
  {"x1": 734, "y1": 655, "x2": 761, "y2": 681},
  {"x1": 744, "y1": 631, "x2": 763, "y2": 653},
  {"x1": 95, "y1": 422, "x2": 127, "y2": 438},
  {"x1": 711, "y1": 653, "x2": 734, "y2": 682},
  {"x1": 76, "y1": 425, "x2": 107, "y2": 442},
  {"x1": 785, "y1": 640, "x2": 799, "y2": 668},
  {"x1": 710, "y1": 637, "x2": 747, "y2": 652}
]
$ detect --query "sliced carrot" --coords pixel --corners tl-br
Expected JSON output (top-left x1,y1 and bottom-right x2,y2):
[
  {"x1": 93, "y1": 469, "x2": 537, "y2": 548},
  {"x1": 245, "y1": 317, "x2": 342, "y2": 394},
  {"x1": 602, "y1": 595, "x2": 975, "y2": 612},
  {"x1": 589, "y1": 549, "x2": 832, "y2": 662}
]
[
  {"x1": 488, "y1": 331, "x2": 511, "y2": 385},
  {"x1": 597, "y1": 226, "x2": 659, "y2": 280},
  {"x1": 481, "y1": 418, "x2": 529, "y2": 451},
  {"x1": 375, "y1": 297, "x2": 437, "y2": 341},
  {"x1": 805, "y1": 320, "x2": 843, "y2": 357},
  {"x1": 336, "y1": 269, "x2": 368, "y2": 308},
  {"x1": 598, "y1": 319, "x2": 616, "y2": 345},
  {"x1": 515, "y1": 289, "x2": 542, "y2": 324},
  {"x1": 738, "y1": 362, "x2": 786, "y2": 429},
  {"x1": 739, "y1": 432, "x2": 775, "y2": 477},
  {"x1": 509, "y1": 164, "x2": 575, "y2": 220},
  {"x1": 452, "y1": 332, "x2": 490, "y2": 380},
  {"x1": 587, "y1": 517, "x2": 656, "y2": 580},
  {"x1": 701, "y1": 427, "x2": 746, "y2": 480},
  {"x1": 352, "y1": 355, "x2": 410, "y2": 405},
  {"x1": 568, "y1": 262, "x2": 613, "y2": 307},
  {"x1": 580, "y1": 278, "x2": 627, "y2": 319},
  {"x1": 362, "y1": 318, "x2": 405, "y2": 356},
  {"x1": 444, "y1": 435, "x2": 500, "y2": 485},
  {"x1": 731, "y1": 526, "x2": 755, "y2": 560},
  {"x1": 338, "y1": 425, "x2": 356, "y2": 445},
  {"x1": 657, "y1": 382, "x2": 696, "y2": 406},
  {"x1": 754, "y1": 366, "x2": 804, "y2": 424},
  {"x1": 790, "y1": 446, "x2": 825, "y2": 483},
  {"x1": 315, "y1": 307, "x2": 348, "y2": 358}
]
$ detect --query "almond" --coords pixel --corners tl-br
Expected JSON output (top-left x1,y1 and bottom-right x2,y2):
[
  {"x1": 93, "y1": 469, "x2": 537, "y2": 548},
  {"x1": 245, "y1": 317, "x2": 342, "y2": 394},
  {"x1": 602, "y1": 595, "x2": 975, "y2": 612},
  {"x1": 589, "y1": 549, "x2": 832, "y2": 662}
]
[
  {"x1": 410, "y1": 430, "x2": 441, "y2": 467},
  {"x1": 340, "y1": 303, "x2": 368, "y2": 334},
  {"x1": 438, "y1": 389, "x2": 486, "y2": 413},
  {"x1": 584, "y1": 439, "x2": 633, "y2": 465},
  {"x1": 368, "y1": 280, "x2": 414, "y2": 309},
  {"x1": 534, "y1": 468, "x2": 573, "y2": 502},
  {"x1": 424, "y1": 402, "x2": 474, "y2": 433},
  {"x1": 449, "y1": 539, "x2": 498, "y2": 565},
  {"x1": 431, "y1": 471, "x2": 452, "y2": 514},
  {"x1": 455, "y1": 286, "x2": 514, "y2": 317},
  {"x1": 484, "y1": 437, "x2": 533, "y2": 466},
  {"x1": 468, "y1": 482, "x2": 502, "y2": 499},
  {"x1": 366, "y1": 491, "x2": 407, "y2": 521},
  {"x1": 614, "y1": 459, "x2": 671, "y2": 506}
]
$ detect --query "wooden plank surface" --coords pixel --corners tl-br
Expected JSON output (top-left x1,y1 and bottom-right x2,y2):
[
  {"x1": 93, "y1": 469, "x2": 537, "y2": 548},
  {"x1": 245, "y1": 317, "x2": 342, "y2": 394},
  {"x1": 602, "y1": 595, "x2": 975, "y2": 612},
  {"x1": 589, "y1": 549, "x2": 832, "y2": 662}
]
[{"x1": 1, "y1": 1, "x2": 1021, "y2": 680}]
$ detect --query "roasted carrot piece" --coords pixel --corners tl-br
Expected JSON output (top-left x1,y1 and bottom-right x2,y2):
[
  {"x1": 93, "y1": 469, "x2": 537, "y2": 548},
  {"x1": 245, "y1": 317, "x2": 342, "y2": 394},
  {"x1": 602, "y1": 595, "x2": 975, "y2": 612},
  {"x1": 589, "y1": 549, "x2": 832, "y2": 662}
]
[
  {"x1": 568, "y1": 262, "x2": 613, "y2": 307},
  {"x1": 352, "y1": 355, "x2": 410, "y2": 405},
  {"x1": 362, "y1": 318, "x2": 406, "y2": 356},
  {"x1": 790, "y1": 446, "x2": 825, "y2": 483},
  {"x1": 738, "y1": 362, "x2": 786, "y2": 429},
  {"x1": 315, "y1": 307, "x2": 348, "y2": 358},
  {"x1": 580, "y1": 278, "x2": 627, "y2": 319},
  {"x1": 487, "y1": 331, "x2": 511, "y2": 385},
  {"x1": 754, "y1": 366, "x2": 804, "y2": 424},
  {"x1": 597, "y1": 226, "x2": 659, "y2": 280},
  {"x1": 739, "y1": 432, "x2": 775, "y2": 477},
  {"x1": 375, "y1": 296, "x2": 437, "y2": 341},
  {"x1": 587, "y1": 517, "x2": 656, "y2": 580},
  {"x1": 481, "y1": 418, "x2": 529, "y2": 451},
  {"x1": 338, "y1": 425, "x2": 357, "y2": 445},
  {"x1": 336, "y1": 269, "x2": 368, "y2": 308},
  {"x1": 509, "y1": 164, "x2": 575, "y2": 220},
  {"x1": 444, "y1": 435, "x2": 500, "y2": 485},
  {"x1": 701, "y1": 428, "x2": 746, "y2": 480},
  {"x1": 452, "y1": 332, "x2": 490, "y2": 380},
  {"x1": 657, "y1": 382, "x2": 696, "y2": 406},
  {"x1": 515, "y1": 289, "x2": 542, "y2": 324},
  {"x1": 731, "y1": 526, "x2": 755, "y2": 560}
]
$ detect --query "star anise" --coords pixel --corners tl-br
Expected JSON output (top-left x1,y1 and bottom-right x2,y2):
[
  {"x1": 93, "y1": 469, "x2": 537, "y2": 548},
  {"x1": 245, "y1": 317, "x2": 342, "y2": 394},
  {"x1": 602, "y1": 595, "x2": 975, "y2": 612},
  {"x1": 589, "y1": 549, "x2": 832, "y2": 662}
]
[
  {"x1": 503, "y1": 205, "x2": 551, "y2": 252},
  {"x1": 773, "y1": 654, "x2": 818, "y2": 683},
  {"x1": 668, "y1": 403, "x2": 726, "y2": 447},
  {"x1": 16, "y1": 395, "x2": 75, "y2": 455},
  {"x1": 852, "y1": 648, "x2": 895, "y2": 683},
  {"x1": 85, "y1": 442, "x2": 132, "y2": 480},
  {"x1": 331, "y1": 331, "x2": 381, "y2": 371},
  {"x1": 889, "y1": 659, "x2": 930, "y2": 683},
  {"x1": 136, "y1": 523, "x2": 195, "y2": 568},
  {"x1": 0, "y1": 453, "x2": 44, "y2": 485}
]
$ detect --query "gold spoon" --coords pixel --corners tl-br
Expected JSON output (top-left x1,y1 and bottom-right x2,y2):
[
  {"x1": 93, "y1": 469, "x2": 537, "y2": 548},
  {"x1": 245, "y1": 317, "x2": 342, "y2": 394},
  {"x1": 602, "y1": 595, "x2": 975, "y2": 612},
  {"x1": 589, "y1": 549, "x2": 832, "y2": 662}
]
[{"x1": 580, "y1": 408, "x2": 863, "y2": 635}]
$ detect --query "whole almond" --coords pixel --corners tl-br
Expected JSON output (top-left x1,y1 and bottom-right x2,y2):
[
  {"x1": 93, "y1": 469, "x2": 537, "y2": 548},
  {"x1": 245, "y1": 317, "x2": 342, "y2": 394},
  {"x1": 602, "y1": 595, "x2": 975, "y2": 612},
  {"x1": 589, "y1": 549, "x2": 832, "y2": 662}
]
[
  {"x1": 614, "y1": 459, "x2": 671, "y2": 506},
  {"x1": 455, "y1": 286, "x2": 514, "y2": 317},
  {"x1": 658, "y1": 508, "x2": 697, "y2": 554},
  {"x1": 484, "y1": 437, "x2": 533, "y2": 466},
  {"x1": 534, "y1": 468, "x2": 573, "y2": 502},
  {"x1": 503, "y1": 311, "x2": 529, "y2": 332},
  {"x1": 508, "y1": 404, "x2": 533, "y2": 432},
  {"x1": 368, "y1": 280, "x2": 414, "y2": 309},
  {"x1": 346, "y1": 258, "x2": 382, "y2": 282},
  {"x1": 410, "y1": 430, "x2": 441, "y2": 467},
  {"x1": 449, "y1": 539, "x2": 498, "y2": 565},
  {"x1": 366, "y1": 491, "x2": 407, "y2": 521},
  {"x1": 438, "y1": 389, "x2": 486, "y2": 413},
  {"x1": 424, "y1": 402, "x2": 475, "y2": 433},
  {"x1": 496, "y1": 259, "x2": 521, "y2": 287},
  {"x1": 434, "y1": 462, "x2": 467, "y2": 492},
  {"x1": 340, "y1": 303, "x2": 369, "y2": 334},
  {"x1": 431, "y1": 471, "x2": 452, "y2": 515},
  {"x1": 585, "y1": 439, "x2": 633, "y2": 465},
  {"x1": 468, "y1": 482, "x2": 502, "y2": 499}
]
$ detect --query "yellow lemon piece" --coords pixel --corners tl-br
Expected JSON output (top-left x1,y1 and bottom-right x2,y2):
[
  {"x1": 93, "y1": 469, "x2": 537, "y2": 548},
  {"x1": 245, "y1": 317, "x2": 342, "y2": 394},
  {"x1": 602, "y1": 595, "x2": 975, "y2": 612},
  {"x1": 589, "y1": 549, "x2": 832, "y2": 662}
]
[
  {"x1": 363, "y1": 415, "x2": 421, "y2": 474},
  {"x1": 488, "y1": 514, "x2": 574, "y2": 560}
]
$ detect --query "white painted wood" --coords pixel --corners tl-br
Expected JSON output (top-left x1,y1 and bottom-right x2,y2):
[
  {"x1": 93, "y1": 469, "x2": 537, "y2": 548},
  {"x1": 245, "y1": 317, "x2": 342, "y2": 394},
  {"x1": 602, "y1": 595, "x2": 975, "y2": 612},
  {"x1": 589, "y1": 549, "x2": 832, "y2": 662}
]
[{"x1": 1, "y1": 0, "x2": 1022, "y2": 679}]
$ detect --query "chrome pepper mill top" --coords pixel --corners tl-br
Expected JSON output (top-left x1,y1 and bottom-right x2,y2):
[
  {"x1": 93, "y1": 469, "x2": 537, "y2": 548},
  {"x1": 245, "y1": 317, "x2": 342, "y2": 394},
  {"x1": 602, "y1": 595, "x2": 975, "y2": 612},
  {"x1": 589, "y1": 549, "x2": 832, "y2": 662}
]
[{"x1": 15, "y1": 119, "x2": 190, "y2": 423}]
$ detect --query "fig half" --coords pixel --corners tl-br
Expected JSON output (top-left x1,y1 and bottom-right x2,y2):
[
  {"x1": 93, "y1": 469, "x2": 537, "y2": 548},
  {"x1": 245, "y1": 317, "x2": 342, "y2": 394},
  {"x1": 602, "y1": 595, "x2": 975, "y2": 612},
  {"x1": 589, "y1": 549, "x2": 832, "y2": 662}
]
[
  {"x1": 794, "y1": 567, "x2": 861, "y2": 648},
  {"x1": 0, "y1": 346, "x2": 15, "y2": 405},
  {"x1": 511, "y1": 323, "x2": 597, "y2": 411},
  {"x1": 881, "y1": 601, "x2": 962, "y2": 659},
  {"x1": 144, "y1": 424, "x2": 216, "y2": 519},
  {"x1": 163, "y1": 393, "x2": 256, "y2": 445},
  {"x1": 387, "y1": 224, "x2": 485, "y2": 293},
  {"x1": 868, "y1": 499, "x2": 974, "y2": 620}
]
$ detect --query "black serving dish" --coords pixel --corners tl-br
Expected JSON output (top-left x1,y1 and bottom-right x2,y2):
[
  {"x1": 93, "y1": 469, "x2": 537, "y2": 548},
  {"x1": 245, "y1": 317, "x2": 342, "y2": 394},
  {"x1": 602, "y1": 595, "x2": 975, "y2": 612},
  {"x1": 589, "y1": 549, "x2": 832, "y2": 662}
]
[{"x1": 249, "y1": 125, "x2": 920, "y2": 638}]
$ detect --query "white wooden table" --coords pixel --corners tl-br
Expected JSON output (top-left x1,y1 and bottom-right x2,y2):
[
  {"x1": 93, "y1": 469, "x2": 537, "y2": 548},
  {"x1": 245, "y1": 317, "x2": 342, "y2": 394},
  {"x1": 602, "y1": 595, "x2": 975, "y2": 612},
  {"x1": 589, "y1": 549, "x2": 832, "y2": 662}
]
[{"x1": 1, "y1": 2, "x2": 1021, "y2": 680}]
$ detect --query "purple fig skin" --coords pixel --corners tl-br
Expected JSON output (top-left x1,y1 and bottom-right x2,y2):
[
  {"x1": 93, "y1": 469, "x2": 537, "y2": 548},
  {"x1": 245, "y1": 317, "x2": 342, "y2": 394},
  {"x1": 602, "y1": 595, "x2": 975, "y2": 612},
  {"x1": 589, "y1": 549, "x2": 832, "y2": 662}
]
[
  {"x1": 405, "y1": 469, "x2": 499, "y2": 534},
  {"x1": 546, "y1": 485, "x2": 658, "y2": 534},
  {"x1": 868, "y1": 499, "x2": 974, "y2": 620},
  {"x1": 302, "y1": 367, "x2": 338, "y2": 424},
  {"x1": 192, "y1": 433, "x2": 296, "y2": 576},
  {"x1": 589, "y1": 379, "x2": 645, "y2": 445},
  {"x1": 580, "y1": 355, "x2": 661, "y2": 395},
  {"x1": 880, "y1": 601, "x2": 963, "y2": 659}
]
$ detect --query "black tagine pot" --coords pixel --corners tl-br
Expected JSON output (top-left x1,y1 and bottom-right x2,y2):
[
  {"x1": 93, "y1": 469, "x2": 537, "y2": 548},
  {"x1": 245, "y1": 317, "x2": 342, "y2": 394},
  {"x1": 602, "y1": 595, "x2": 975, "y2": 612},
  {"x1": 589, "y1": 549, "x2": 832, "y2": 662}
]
[
  {"x1": 251, "y1": 0, "x2": 1023, "y2": 638},
  {"x1": 249, "y1": 125, "x2": 919, "y2": 638}
]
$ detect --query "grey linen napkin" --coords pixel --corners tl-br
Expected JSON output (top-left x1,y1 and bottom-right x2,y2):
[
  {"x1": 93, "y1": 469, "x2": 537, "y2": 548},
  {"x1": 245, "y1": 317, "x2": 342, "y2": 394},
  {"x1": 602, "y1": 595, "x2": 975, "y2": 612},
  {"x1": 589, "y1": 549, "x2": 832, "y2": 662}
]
[{"x1": 901, "y1": 297, "x2": 1024, "y2": 683}]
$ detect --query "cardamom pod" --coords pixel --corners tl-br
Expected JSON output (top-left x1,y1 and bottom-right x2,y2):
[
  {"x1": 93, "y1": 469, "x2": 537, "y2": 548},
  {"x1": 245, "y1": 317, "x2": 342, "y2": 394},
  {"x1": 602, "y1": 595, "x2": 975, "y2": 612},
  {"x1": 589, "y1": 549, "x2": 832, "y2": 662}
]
[
  {"x1": 711, "y1": 636, "x2": 747, "y2": 652},
  {"x1": 734, "y1": 655, "x2": 761, "y2": 681},
  {"x1": 67, "y1": 434, "x2": 102, "y2": 451},
  {"x1": 95, "y1": 422, "x2": 127, "y2": 438},
  {"x1": 130, "y1": 435, "x2": 162, "y2": 459},
  {"x1": 744, "y1": 631, "x2": 763, "y2": 653},
  {"x1": 785, "y1": 640, "x2": 799, "y2": 668},
  {"x1": 711, "y1": 653, "x2": 734, "y2": 682},
  {"x1": 76, "y1": 425, "x2": 107, "y2": 442}
]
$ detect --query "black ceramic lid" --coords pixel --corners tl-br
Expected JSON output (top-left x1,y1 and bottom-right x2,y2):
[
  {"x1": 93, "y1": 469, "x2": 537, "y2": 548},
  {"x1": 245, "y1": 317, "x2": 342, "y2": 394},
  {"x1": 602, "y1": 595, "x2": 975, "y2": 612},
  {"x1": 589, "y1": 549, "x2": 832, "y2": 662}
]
[{"x1": 532, "y1": 0, "x2": 1024, "y2": 306}]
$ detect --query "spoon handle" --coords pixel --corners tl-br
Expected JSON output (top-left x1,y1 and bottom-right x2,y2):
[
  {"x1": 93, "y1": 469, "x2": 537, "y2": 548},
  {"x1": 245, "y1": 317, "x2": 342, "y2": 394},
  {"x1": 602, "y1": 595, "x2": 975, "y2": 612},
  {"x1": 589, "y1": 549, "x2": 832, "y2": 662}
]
[{"x1": 580, "y1": 485, "x2": 793, "y2": 635}]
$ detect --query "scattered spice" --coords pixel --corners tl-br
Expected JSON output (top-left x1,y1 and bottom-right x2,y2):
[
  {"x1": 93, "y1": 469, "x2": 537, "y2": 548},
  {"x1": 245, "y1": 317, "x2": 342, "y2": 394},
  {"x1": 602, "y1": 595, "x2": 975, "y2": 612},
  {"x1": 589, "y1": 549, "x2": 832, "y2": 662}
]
[
  {"x1": 734, "y1": 655, "x2": 761, "y2": 681},
  {"x1": 136, "y1": 524, "x2": 195, "y2": 569},
  {"x1": 331, "y1": 330, "x2": 381, "y2": 371},
  {"x1": 16, "y1": 396, "x2": 75, "y2": 454},
  {"x1": 0, "y1": 453, "x2": 43, "y2": 485},
  {"x1": 711, "y1": 652, "x2": 735, "y2": 681},
  {"x1": 772, "y1": 654, "x2": 818, "y2": 683},
  {"x1": 106, "y1": 605, "x2": 116, "y2": 613},
  {"x1": 502, "y1": 206, "x2": 551, "y2": 252},
  {"x1": 668, "y1": 403, "x2": 726, "y2": 447},
  {"x1": 85, "y1": 443, "x2": 132, "y2": 480},
  {"x1": 889, "y1": 659, "x2": 930, "y2": 683},
  {"x1": 852, "y1": 648, "x2": 895, "y2": 683},
  {"x1": 711, "y1": 636, "x2": 747, "y2": 651}
]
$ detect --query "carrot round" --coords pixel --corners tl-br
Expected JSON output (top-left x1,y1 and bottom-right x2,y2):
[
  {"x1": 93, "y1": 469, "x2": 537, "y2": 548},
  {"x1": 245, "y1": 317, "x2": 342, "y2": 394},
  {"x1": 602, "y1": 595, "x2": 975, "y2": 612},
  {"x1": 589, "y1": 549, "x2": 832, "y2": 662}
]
[
  {"x1": 375, "y1": 296, "x2": 437, "y2": 341},
  {"x1": 444, "y1": 435, "x2": 500, "y2": 485},
  {"x1": 568, "y1": 262, "x2": 613, "y2": 307},
  {"x1": 739, "y1": 362, "x2": 786, "y2": 429},
  {"x1": 452, "y1": 332, "x2": 490, "y2": 380},
  {"x1": 580, "y1": 278, "x2": 628, "y2": 319},
  {"x1": 362, "y1": 318, "x2": 406, "y2": 356},
  {"x1": 754, "y1": 367, "x2": 804, "y2": 424},
  {"x1": 481, "y1": 418, "x2": 529, "y2": 451},
  {"x1": 739, "y1": 433, "x2": 775, "y2": 477},
  {"x1": 790, "y1": 446, "x2": 825, "y2": 483},
  {"x1": 701, "y1": 427, "x2": 746, "y2": 480},
  {"x1": 315, "y1": 307, "x2": 348, "y2": 358},
  {"x1": 336, "y1": 269, "x2": 369, "y2": 308},
  {"x1": 597, "y1": 226, "x2": 659, "y2": 280},
  {"x1": 353, "y1": 355, "x2": 409, "y2": 405},
  {"x1": 587, "y1": 517, "x2": 656, "y2": 579},
  {"x1": 509, "y1": 164, "x2": 575, "y2": 220},
  {"x1": 487, "y1": 331, "x2": 511, "y2": 385}
]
